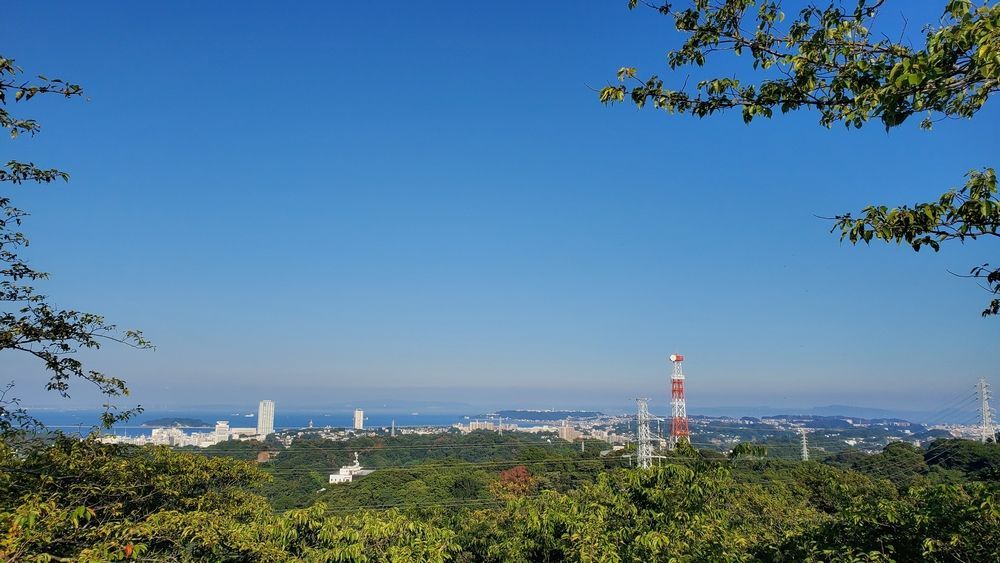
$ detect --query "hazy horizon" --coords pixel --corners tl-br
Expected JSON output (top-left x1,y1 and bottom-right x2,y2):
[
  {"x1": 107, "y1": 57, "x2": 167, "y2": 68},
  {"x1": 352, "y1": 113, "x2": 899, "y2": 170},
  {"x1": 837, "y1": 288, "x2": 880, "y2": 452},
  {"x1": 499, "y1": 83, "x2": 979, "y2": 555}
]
[{"x1": 21, "y1": 380, "x2": 985, "y2": 424}]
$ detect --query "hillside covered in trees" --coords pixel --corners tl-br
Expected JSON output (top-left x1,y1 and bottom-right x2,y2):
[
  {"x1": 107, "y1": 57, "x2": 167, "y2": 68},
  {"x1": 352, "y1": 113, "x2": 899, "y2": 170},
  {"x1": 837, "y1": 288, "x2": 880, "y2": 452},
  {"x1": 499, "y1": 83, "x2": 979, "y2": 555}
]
[{"x1": 1, "y1": 432, "x2": 997, "y2": 561}]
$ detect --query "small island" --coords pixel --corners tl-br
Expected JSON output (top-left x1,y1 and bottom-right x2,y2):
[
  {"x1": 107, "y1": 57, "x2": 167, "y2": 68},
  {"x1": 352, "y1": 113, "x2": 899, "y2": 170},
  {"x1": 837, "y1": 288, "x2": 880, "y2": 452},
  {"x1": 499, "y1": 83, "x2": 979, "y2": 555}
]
[{"x1": 142, "y1": 417, "x2": 212, "y2": 428}]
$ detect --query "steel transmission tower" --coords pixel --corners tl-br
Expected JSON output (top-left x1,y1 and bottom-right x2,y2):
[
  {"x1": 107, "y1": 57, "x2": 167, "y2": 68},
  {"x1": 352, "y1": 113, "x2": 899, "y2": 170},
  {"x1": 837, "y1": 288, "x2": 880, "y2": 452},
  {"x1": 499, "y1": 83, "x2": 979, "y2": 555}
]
[
  {"x1": 636, "y1": 398, "x2": 653, "y2": 469},
  {"x1": 799, "y1": 429, "x2": 809, "y2": 461},
  {"x1": 978, "y1": 377, "x2": 996, "y2": 443},
  {"x1": 669, "y1": 354, "x2": 691, "y2": 449}
]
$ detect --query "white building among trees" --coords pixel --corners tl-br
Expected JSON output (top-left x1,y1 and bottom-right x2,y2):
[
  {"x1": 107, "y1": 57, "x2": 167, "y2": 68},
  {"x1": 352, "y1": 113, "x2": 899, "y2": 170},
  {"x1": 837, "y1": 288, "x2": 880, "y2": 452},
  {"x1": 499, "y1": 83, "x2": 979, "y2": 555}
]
[{"x1": 329, "y1": 452, "x2": 373, "y2": 484}]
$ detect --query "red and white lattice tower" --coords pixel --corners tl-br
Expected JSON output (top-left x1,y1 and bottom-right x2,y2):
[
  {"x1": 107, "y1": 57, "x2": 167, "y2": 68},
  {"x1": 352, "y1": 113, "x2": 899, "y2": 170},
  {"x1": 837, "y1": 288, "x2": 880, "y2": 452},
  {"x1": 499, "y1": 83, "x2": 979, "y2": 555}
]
[{"x1": 669, "y1": 354, "x2": 690, "y2": 449}]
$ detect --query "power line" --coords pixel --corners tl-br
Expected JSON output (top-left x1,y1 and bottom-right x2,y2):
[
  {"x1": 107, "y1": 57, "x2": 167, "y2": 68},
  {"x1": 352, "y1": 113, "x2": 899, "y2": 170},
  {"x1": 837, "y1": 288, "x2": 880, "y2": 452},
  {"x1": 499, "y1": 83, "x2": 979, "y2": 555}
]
[
  {"x1": 174, "y1": 441, "x2": 589, "y2": 455},
  {"x1": 262, "y1": 457, "x2": 633, "y2": 475}
]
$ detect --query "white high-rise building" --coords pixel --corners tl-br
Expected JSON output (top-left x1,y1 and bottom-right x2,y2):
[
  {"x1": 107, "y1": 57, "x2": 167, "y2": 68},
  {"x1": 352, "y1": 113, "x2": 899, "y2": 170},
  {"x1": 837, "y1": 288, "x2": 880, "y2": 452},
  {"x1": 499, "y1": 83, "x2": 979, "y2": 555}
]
[
  {"x1": 257, "y1": 400, "x2": 275, "y2": 436},
  {"x1": 353, "y1": 408, "x2": 364, "y2": 430}
]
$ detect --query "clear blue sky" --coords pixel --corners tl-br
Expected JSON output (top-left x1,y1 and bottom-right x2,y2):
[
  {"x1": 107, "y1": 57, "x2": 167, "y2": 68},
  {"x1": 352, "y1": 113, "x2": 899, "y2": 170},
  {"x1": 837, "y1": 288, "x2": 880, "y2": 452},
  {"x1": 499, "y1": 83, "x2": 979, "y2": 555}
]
[{"x1": 4, "y1": 1, "x2": 997, "y2": 414}]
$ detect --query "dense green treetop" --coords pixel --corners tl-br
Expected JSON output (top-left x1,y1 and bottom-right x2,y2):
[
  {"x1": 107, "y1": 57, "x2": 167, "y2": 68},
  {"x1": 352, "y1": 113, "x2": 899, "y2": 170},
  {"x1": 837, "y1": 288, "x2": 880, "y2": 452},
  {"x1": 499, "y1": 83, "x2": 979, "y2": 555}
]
[
  {"x1": 2, "y1": 435, "x2": 998, "y2": 561},
  {"x1": 603, "y1": 0, "x2": 998, "y2": 129}
]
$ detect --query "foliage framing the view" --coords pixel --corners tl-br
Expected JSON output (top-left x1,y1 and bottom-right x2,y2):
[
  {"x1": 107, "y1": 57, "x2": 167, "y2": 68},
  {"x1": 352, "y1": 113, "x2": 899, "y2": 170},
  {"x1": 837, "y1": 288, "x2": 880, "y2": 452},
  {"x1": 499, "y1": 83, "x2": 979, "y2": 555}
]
[
  {"x1": 1, "y1": 434, "x2": 998, "y2": 561},
  {"x1": 0, "y1": 56, "x2": 150, "y2": 434},
  {"x1": 601, "y1": 0, "x2": 1000, "y2": 315}
]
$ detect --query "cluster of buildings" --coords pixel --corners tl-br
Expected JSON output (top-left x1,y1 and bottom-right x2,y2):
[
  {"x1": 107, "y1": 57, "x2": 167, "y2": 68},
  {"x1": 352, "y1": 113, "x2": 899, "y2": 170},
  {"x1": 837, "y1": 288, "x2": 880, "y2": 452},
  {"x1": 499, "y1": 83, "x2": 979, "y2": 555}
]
[
  {"x1": 298, "y1": 423, "x2": 444, "y2": 443},
  {"x1": 684, "y1": 413, "x2": 962, "y2": 454},
  {"x1": 452, "y1": 417, "x2": 630, "y2": 445},
  {"x1": 452, "y1": 419, "x2": 518, "y2": 433},
  {"x1": 99, "y1": 402, "x2": 379, "y2": 449},
  {"x1": 930, "y1": 422, "x2": 992, "y2": 440},
  {"x1": 100, "y1": 399, "x2": 277, "y2": 448}
]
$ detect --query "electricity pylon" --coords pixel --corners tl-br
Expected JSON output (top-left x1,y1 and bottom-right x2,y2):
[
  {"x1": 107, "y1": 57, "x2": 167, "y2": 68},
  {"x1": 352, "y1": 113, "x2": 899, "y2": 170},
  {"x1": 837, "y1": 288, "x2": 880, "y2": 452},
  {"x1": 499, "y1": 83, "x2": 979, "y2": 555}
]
[
  {"x1": 636, "y1": 398, "x2": 652, "y2": 469},
  {"x1": 978, "y1": 377, "x2": 996, "y2": 444}
]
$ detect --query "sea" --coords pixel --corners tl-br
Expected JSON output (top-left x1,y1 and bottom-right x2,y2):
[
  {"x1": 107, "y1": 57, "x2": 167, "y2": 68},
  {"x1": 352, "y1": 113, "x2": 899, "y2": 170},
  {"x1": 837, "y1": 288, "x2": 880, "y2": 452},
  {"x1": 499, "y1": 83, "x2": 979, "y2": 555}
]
[{"x1": 32, "y1": 409, "x2": 473, "y2": 437}]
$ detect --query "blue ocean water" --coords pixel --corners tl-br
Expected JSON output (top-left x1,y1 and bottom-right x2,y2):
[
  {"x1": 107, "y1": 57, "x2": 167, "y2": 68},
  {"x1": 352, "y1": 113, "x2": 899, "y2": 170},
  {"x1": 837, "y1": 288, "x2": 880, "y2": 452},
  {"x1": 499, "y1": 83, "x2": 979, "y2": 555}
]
[{"x1": 33, "y1": 409, "x2": 471, "y2": 437}]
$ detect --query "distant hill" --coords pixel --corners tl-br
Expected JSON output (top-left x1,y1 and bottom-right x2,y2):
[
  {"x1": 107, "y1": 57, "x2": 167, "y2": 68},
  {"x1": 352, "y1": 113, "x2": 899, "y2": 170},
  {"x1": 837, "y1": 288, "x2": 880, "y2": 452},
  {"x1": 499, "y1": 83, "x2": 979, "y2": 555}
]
[
  {"x1": 142, "y1": 417, "x2": 212, "y2": 428},
  {"x1": 692, "y1": 404, "x2": 973, "y2": 423},
  {"x1": 806, "y1": 405, "x2": 904, "y2": 419},
  {"x1": 491, "y1": 410, "x2": 603, "y2": 421}
]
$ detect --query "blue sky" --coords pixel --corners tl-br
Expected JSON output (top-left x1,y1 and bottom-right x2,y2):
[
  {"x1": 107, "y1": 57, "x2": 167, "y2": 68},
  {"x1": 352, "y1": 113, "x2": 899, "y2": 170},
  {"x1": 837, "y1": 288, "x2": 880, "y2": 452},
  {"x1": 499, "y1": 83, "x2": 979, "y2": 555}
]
[{"x1": 4, "y1": 1, "x2": 997, "y2": 414}]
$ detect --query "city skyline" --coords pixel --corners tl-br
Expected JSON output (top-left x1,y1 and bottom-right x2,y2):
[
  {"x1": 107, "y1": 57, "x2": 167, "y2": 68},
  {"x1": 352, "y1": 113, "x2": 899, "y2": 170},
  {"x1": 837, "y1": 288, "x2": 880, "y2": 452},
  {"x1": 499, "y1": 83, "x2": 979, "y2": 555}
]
[{"x1": 96, "y1": 388, "x2": 997, "y2": 451}]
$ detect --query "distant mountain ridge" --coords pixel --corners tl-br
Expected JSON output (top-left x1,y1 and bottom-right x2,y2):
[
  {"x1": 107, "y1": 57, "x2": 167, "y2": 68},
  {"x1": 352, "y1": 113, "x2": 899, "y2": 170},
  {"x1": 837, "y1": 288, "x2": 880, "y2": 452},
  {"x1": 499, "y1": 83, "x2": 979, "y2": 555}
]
[
  {"x1": 690, "y1": 404, "x2": 975, "y2": 424},
  {"x1": 487, "y1": 410, "x2": 604, "y2": 421},
  {"x1": 142, "y1": 417, "x2": 212, "y2": 428}
]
